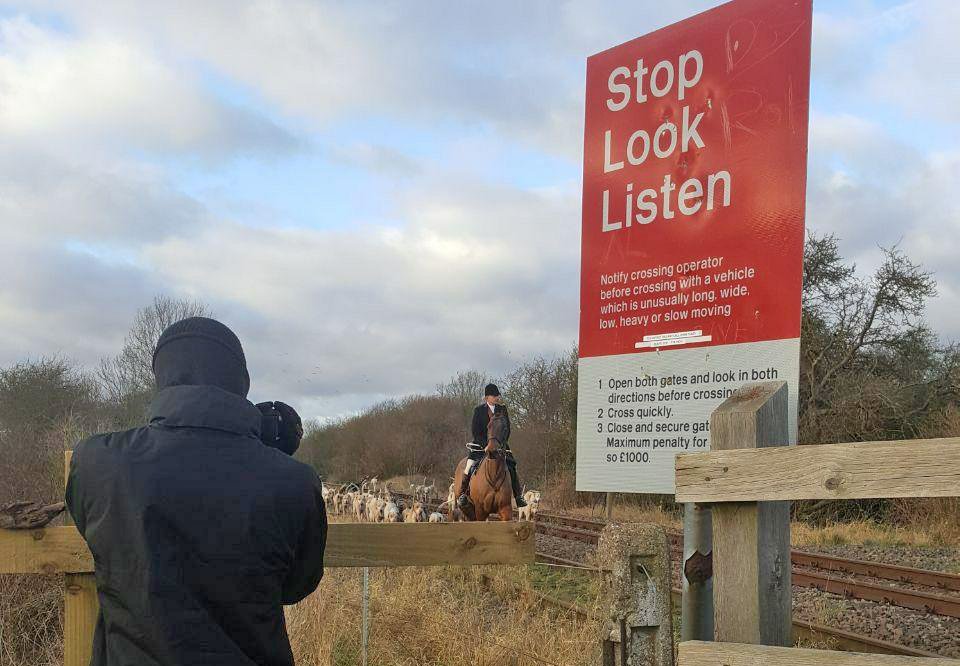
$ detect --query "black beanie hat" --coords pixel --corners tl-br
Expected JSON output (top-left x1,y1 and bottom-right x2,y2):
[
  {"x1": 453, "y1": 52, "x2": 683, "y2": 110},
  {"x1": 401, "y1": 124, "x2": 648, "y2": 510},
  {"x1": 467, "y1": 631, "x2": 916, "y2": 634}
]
[
  {"x1": 484, "y1": 383, "x2": 500, "y2": 397},
  {"x1": 152, "y1": 317, "x2": 251, "y2": 397}
]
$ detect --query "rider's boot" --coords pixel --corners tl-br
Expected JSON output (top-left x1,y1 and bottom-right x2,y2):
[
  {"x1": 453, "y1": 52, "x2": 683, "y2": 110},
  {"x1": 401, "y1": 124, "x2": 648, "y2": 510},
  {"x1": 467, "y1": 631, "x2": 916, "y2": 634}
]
[
  {"x1": 508, "y1": 463, "x2": 527, "y2": 508},
  {"x1": 457, "y1": 460, "x2": 477, "y2": 509}
]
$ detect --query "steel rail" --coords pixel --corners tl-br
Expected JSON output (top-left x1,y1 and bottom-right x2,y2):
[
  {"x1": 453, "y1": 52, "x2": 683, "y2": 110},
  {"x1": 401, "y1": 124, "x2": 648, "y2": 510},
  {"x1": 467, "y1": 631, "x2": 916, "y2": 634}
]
[
  {"x1": 535, "y1": 515, "x2": 960, "y2": 619},
  {"x1": 522, "y1": 562, "x2": 947, "y2": 659},
  {"x1": 792, "y1": 551, "x2": 960, "y2": 593},
  {"x1": 792, "y1": 569, "x2": 960, "y2": 619}
]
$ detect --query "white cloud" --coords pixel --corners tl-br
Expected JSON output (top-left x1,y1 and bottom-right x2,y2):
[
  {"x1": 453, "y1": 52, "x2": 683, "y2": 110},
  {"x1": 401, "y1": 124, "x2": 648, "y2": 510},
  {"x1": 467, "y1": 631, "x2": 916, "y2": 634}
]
[
  {"x1": 2, "y1": 0, "x2": 960, "y2": 422},
  {"x1": 0, "y1": 14, "x2": 297, "y2": 158},
  {"x1": 11, "y1": 0, "x2": 716, "y2": 159},
  {"x1": 0, "y1": 138, "x2": 202, "y2": 242},
  {"x1": 811, "y1": 2, "x2": 916, "y2": 89},
  {"x1": 135, "y1": 175, "x2": 580, "y2": 414},
  {"x1": 806, "y1": 112, "x2": 960, "y2": 339},
  {"x1": 867, "y1": 0, "x2": 960, "y2": 124}
]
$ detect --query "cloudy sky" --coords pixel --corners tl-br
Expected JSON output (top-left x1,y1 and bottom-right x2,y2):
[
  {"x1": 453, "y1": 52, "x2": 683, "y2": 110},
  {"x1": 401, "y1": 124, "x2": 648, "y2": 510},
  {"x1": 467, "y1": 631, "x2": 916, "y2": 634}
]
[{"x1": 0, "y1": 0, "x2": 956, "y2": 419}]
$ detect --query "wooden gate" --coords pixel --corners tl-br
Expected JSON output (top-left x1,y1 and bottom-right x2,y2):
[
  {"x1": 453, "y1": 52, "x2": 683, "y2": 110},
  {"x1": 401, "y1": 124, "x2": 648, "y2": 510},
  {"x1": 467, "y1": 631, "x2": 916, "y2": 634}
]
[
  {"x1": 0, "y1": 452, "x2": 535, "y2": 665},
  {"x1": 674, "y1": 381, "x2": 960, "y2": 666}
]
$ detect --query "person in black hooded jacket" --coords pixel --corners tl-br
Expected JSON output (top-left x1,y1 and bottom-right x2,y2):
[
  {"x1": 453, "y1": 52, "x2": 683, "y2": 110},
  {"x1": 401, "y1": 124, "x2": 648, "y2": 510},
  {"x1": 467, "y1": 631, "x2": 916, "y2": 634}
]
[{"x1": 65, "y1": 317, "x2": 327, "y2": 666}]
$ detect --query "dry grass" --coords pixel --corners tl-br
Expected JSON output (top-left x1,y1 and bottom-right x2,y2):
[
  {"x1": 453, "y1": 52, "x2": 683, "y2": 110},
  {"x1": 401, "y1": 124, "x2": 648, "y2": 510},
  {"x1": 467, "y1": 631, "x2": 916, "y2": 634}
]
[
  {"x1": 566, "y1": 502, "x2": 682, "y2": 532},
  {"x1": 888, "y1": 498, "x2": 960, "y2": 546},
  {"x1": 791, "y1": 501, "x2": 960, "y2": 549},
  {"x1": 0, "y1": 413, "x2": 78, "y2": 666},
  {"x1": 563, "y1": 497, "x2": 959, "y2": 550},
  {"x1": 0, "y1": 575, "x2": 62, "y2": 666},
  {"x1": 0, "y1": 564, "x2": 605, "y2": 666},
  {"x1": 2, "y1": 491, "x2": 955, "y2": 665},
  {"x1": 286, "y1": 564, "x2": 602, "y2": 666},
  {"x1": 803, "y1": 594, "x2": 845, "y2": 629}
]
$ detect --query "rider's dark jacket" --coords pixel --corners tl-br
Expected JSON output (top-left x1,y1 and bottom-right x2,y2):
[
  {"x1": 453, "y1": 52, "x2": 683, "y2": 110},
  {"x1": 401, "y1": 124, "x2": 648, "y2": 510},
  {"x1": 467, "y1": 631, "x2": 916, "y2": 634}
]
[
  {"x1": 469, "y1": 403, "x2": 511, "y2": 452},
  {"x1": 65, "y1": 318, "x2": 327, "y2": 666}
]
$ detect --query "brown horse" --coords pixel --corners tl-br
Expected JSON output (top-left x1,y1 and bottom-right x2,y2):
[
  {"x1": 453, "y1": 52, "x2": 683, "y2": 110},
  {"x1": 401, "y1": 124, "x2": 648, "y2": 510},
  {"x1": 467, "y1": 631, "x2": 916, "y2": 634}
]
[{"x1": 452, "y1": 410, "x2": 513, "y2": 522}]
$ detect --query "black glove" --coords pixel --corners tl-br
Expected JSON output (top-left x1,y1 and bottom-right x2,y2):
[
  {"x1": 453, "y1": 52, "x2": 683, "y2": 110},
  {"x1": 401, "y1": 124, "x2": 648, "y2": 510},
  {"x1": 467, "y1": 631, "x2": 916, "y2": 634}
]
[{"x1": 256, "y1": 401, "x2": 303, "y2": 456}]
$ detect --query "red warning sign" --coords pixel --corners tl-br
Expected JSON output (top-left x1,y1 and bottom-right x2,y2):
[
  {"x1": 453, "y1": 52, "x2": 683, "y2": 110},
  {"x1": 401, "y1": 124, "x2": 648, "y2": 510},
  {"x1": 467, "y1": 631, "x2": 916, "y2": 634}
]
[
  {"x1": 576, "y1": 0, "x2": 812, "y2": 493},
  {"x1": 579, "y1": 0, "x2": 812, "y2": 359}
]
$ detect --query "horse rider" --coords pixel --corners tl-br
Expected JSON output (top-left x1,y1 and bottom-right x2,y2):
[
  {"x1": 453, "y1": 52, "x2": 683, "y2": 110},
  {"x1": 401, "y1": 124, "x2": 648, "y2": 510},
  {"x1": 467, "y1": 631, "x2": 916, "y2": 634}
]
[{"x1": 457, "y1": 383, "x2": 527, "y2": 509}]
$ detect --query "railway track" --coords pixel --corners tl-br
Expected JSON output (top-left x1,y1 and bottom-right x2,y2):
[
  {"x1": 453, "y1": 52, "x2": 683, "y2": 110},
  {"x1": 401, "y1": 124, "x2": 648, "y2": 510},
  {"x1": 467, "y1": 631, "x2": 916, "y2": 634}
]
[
  {"x1": 532, "y1": 514, "x2": 960, "y2": 620},
  {"x1": 792, "y1": 550, "x2": 960, "y2": 592},
  {"x1": 527, "y1": 551, "x2": 948, "y2": 658},
  {"x1": 391, "y1": 496, "x2": 960, "y2": 617},
  {"x1": 333, "y1": 495, "x2": 956, "y2": 657}
]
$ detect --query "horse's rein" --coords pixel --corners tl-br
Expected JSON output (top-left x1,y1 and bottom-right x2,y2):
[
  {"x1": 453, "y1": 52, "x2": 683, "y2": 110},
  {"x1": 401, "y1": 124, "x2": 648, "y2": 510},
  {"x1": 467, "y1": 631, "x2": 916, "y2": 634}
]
[{"x1": 486, "y1": 410, "x2": 505, "y2": 451}]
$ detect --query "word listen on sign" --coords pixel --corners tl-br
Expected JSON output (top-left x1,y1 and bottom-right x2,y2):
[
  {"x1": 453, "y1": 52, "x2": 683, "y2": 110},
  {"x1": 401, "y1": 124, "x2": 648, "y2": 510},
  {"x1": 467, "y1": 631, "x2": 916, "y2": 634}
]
[{"x1": 600, "y1": 49, "x2": 732, "y2": 232}]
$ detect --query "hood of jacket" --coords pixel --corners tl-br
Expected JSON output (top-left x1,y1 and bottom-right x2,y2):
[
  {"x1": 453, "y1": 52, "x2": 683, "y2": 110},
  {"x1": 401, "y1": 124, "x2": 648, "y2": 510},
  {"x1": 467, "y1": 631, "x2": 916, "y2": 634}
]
[
  {"x1": 152, "y1": 317, "x2": 251, "y2": 397},
  {"x1": 149, "y1": 384, "x2": 261, "y2": 439}
]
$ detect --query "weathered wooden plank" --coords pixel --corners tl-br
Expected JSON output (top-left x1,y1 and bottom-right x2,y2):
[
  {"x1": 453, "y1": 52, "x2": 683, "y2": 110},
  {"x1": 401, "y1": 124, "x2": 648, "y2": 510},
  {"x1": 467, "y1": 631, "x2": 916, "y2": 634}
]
[
  {"x1": 0, "y1": 521, "x2": 535, "y2": 574},
  {"x1": 676, "y1": 437, "x2": 960, "y2": 503},
  {"x1": 709, "y1": 381, "x2": 791, "y2": 646},
  {"x1": 678, "y1": 641, "x2": 956, "y2": 665},
  {"x1": 63, "y1": 450, "x2": 99, "y2": 666},
  {"x1": 712, "y1": 503, "x2": 760, "y2": 643},
  {"x1": 325, "y1": 521, "x2": 535, "y2": 567},
  {"x1": 64, "y1": 573, "x2": 98, "y2": 666},
  {"x1": 1, "y1": 525, "x2": 94, "y2": 573}
]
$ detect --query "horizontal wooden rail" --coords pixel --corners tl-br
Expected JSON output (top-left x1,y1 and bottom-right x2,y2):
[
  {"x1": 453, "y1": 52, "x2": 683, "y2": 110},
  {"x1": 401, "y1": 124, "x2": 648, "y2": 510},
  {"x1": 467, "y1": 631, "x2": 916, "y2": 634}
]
[
  {"x1": 678, "y1": 641, "x2": 956, "y2": 665},
  {"x1": 675, "y1": 437, "x2": 960, "y2": 503},
  {"x1": 1, "y1": 526, "x2": 94, "y2": 574},
  {"x1": 0, "y1": 521, "x2": 535, "y2": 574},
  {"x1": 325, "y1": 521, "x2": 534, "y2": 567}
]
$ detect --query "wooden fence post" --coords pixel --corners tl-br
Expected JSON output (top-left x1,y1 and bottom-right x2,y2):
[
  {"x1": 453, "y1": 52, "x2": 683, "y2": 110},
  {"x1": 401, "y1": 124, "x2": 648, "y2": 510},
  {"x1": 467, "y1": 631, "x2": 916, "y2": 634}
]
[
  {"x1": 709, "y1": 381, "x2": 791, "y2": 646},
  {"x1": 63, "y1": 451, "x2": 99, "y2": 666},
  {"x1": 598, "y1": 523, "x2": 673, "y2": 666}
]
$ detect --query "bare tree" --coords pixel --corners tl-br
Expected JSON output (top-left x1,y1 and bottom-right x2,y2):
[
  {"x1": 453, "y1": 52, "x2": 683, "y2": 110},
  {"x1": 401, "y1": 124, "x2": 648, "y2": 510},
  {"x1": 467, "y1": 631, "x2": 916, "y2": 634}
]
[
  {"x1": 436, "y1": 369, "x2": 491, "y2": 425},
  {"x1": 0, "y1": 357, "x2": 99, "y2": 437},
  {"x1": 0, "y1": 357, "x2": 103, "y2": 503},
  {"x1": 298, "y1": 236, "x2": 959, "y2": 521},
  {"x1": 500, "y1": 348, "x2": 578, "y2": 485},
  {"x1": 796, "y1": 234, "x2": 959, "y2": 523},
  {"x1": 800, "y1": 234, "x2": 945, "y2": 444},
  {"x1": 98, "y1": 295, "x2": 210, "y2": 425}
]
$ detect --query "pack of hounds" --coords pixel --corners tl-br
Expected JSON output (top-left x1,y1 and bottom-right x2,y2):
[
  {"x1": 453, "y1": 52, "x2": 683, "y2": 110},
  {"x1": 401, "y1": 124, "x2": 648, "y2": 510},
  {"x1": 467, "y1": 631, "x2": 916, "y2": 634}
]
[{"x1": 322, "y1": 477, "x2": 542, "y2": 523}]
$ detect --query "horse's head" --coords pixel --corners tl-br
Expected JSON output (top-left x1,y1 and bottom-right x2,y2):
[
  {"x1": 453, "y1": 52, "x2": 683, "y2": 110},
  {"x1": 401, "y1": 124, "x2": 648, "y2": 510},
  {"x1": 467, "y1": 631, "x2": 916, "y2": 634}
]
[{"x1": 486, "y1": 411, "x2": 508, "y2": 455}]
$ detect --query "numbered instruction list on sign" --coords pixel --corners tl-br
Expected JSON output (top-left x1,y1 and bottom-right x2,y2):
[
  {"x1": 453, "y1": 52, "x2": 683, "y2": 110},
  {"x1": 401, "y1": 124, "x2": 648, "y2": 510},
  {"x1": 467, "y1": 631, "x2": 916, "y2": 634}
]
[{"x1": 575, "y1": 0, "x2": 812, "y2": 494}]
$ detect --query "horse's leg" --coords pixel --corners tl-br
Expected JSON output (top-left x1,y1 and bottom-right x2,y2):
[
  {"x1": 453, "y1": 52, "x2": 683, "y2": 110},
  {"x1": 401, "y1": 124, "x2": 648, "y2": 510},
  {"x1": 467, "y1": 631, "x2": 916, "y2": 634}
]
[
  {"x1": 497, "y1": 503, "x2": 513, "y2": 522},
  {"x1": 470, "y1": 460, "x2": 493, "y2": 521}
]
